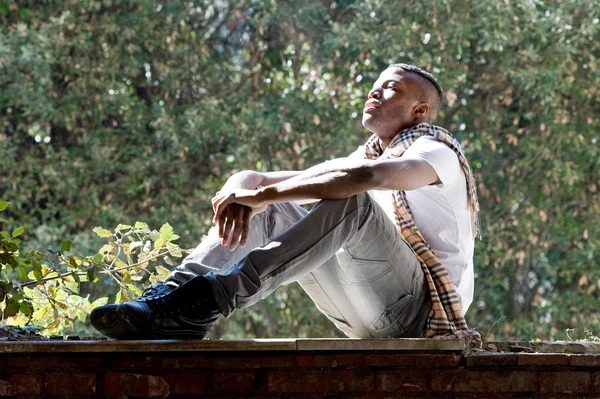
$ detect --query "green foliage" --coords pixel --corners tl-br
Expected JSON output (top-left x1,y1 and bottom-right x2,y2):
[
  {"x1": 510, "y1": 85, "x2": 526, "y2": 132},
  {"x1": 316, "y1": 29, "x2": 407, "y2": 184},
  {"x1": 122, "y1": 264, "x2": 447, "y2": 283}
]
[
  {"x1": 0, "y1": 200, "x2": 188, "y2": 335},
  {"x1": 0, "y1": 0, "x2": 598, "y2": 339}
]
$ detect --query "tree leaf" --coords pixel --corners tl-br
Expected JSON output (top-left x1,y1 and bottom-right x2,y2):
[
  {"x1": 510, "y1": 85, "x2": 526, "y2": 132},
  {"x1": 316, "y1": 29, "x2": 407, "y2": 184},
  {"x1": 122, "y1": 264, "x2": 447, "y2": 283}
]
[
  {"x1": 60, "y1": 240, "x2": 72, "y2": 252},
  {"x1": 91, "y1": 297, "x2": 109, "y2": 308},
  {"x1": 12, "y1": 226, "x2": 24, "y2": 238},
  {"x1": 17, "y1": 265, "x2": 27, "y2": 281},
  {"x1": 0, "y1": 281, "x2": 12, "y2": 302},
  {"x1": 19, "y1": 301, "x2": 34, "y2": 317},
  {"x1": 155, "y1": 265, "x2": 171, "y2": 278},
  {"x1": 134, "y1": 221, "x2": 149, "y2": 231},
  {"x1": 67, "y1": 256, "x2": 78, "y2": 269},
  {"x1": 4, "y1": 296, "x2": 20, "y2": 318},
  {"x1": 92, "y1": 227, "x2": 112, "y2": 238},
  {"x1": 87, "y1": 267, "x2": 96, "y2": 282},
  {"x1": 0, "y1": 200, "x2": 8, "y2": 212},
  {"x1": 115, "y1": 224, "x2": 131, "y2": 232},
  {"x1": 159, "y1": 222, "x2": 178, "y2": 240},
  {"x1": 32, "y1": 262, "x2": 42, "y2": 282}
]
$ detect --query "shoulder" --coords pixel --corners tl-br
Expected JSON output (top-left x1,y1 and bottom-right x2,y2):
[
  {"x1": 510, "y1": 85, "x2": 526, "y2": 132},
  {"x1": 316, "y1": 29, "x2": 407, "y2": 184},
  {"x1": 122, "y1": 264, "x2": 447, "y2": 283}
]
[{"x1": 403, "y1": 135, "x2": 461, "y2": 186}]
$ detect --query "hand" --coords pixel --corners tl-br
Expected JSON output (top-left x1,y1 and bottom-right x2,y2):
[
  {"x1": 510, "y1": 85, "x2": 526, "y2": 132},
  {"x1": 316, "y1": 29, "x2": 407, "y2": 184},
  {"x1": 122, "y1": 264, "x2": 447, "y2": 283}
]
[
  {"x1": 215, "y1": 203, "x2": 252, "y2": 250},
  {"x1": 211, "y1": 188, "x2": 268, "y2": 250}
]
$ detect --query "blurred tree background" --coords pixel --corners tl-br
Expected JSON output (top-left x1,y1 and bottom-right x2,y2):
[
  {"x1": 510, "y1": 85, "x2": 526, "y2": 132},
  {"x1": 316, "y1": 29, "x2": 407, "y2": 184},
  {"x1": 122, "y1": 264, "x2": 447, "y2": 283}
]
[{"x1": 0, "y1": 0, "x2": 598, "y2": 341}]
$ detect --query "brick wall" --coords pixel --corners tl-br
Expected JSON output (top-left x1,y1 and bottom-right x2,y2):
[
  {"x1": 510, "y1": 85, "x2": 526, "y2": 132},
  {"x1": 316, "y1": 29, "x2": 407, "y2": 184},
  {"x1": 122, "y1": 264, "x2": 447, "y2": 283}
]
[{"x1": 1, "y1": 340, "x2": 600, "y2": 397}]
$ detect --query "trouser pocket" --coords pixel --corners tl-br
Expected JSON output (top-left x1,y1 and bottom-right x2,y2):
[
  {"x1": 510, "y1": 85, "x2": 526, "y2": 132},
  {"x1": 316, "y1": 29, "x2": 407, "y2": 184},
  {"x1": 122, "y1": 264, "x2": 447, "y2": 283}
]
[{"x1": 345, "y1": 258, "x2": 414, "y2": 336}]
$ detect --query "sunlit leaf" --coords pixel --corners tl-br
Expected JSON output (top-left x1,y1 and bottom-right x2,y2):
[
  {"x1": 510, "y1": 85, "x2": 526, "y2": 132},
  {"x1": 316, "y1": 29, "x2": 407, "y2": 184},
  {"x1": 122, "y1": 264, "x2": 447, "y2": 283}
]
[
  {"x1": 93, "y1": 227, "x2": 112, "y2": 238},
  {"x1": 115, "y1": 224, "x2": 132, "y2": 232}
]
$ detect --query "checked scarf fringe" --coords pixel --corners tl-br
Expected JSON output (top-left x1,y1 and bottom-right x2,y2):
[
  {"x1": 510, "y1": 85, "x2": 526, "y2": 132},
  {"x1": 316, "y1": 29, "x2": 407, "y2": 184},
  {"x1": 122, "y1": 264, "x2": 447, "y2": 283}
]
[{"x1": 363, "y1": 123, "x2": 480, "y2": 337}]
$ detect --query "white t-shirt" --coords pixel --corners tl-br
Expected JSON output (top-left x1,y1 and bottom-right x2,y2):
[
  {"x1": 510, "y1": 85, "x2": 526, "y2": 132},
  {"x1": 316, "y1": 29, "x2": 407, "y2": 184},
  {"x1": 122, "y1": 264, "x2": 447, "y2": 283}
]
[{"x1": 366, "y1": 135, "x2": 475, "y2": 314}]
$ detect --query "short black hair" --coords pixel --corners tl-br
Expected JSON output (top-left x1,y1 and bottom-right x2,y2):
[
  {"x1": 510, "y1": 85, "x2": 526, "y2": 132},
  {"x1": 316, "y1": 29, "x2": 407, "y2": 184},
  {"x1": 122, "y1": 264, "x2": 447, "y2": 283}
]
[{"x1": 388, "y1": 63, "x2": 444, "y2": 102}]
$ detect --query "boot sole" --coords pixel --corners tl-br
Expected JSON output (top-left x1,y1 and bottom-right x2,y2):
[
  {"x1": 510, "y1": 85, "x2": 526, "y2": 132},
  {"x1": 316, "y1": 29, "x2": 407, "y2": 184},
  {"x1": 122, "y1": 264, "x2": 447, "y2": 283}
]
[
  {"x1": 116, "y1": 305, "x2": 212, "y2": 340},
  {"x1": 90, "y1": 305, "x2": 144, "y2": 340}
]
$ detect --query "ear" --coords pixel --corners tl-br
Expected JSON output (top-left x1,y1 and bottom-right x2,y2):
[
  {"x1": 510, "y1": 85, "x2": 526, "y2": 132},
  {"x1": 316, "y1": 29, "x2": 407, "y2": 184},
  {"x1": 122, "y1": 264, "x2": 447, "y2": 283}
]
[{"x1": 412, "y1": 102, "x2": 429, "y2": 119}]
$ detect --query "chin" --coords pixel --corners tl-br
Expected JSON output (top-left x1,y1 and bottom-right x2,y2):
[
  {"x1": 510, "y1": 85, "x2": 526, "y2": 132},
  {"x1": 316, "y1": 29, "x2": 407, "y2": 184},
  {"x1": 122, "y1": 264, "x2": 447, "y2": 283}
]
[{"x1": 362, "y1": 113, "x2": 376, "y2": 130}]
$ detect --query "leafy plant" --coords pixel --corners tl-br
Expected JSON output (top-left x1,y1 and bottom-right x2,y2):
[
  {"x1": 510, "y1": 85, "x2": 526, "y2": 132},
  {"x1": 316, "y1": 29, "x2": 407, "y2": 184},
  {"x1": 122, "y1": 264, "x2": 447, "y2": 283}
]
[{"x1": 0, "y1": 200, "x2": 189, "y2": 335}]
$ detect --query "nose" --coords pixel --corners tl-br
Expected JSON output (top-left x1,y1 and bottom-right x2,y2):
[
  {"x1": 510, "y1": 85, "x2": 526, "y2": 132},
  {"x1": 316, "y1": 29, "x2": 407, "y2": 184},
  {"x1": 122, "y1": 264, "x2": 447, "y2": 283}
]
[{"x1": 367, "y1": 88, "x2": 382, "y2": 99}]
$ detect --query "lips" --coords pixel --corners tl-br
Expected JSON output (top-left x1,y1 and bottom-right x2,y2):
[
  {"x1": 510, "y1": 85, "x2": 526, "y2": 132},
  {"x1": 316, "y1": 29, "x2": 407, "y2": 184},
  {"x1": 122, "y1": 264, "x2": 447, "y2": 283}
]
[{"x1": 363, "y1": 101, "x2": 380, "y2": 113}]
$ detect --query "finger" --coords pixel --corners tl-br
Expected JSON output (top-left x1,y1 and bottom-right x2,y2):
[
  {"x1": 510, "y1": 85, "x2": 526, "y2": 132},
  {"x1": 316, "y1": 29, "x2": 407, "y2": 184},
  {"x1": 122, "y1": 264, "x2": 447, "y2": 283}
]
[
  {"x1": 240, "y1": 206, "x2": 252, "y2": 247},
  {"x1": 222, "y1": 205, "x2": 235, "y2": 246},
  {"x1": 213, "y1": 195, "x2": 230, "y2": 223},
  {"x1": 228, "y1": 206, "x2": 245, "y2": 250},
  {"x1": 218, "y1": 211, "x2": 226, "y2": 238},
  {"x1": 212, "y1": 192, "x2": 225, "y2": 213}
]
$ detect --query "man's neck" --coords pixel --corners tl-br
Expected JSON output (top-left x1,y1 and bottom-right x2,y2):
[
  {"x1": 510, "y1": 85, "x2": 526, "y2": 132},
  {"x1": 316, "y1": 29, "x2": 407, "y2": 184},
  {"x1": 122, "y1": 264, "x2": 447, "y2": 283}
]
[{"x1": 374, "y1": 122, "x2": 425, "y2": 150}]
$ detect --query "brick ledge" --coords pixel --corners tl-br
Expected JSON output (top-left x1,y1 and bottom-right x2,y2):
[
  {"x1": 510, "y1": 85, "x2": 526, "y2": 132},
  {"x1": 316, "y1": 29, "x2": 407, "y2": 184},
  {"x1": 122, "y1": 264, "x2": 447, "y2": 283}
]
[{"x1": 0, "y1": 337, "x2": 466, "y2": 353}]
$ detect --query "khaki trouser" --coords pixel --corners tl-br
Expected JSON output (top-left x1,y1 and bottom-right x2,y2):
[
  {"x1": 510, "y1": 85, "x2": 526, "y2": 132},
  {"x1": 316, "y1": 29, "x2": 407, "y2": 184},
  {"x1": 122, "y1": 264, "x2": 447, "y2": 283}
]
[{"x1": 165, "y1": 192, "x2": 431, "y2": 338}]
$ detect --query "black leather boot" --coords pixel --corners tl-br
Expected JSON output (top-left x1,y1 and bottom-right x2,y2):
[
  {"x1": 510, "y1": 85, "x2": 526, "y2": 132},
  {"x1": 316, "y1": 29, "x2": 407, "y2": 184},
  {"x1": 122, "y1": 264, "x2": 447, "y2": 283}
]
[
  {"x1": 116, "y1": 276, "x2": 221, "y2": 339},
  {"x1": 90, "y1": 282, "x2": 174, "y2": 339}
]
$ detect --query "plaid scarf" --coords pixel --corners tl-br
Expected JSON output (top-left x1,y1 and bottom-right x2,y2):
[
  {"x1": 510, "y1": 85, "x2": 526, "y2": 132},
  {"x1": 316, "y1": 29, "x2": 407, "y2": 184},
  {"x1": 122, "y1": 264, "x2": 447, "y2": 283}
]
[{"x1": 363, "y1": 122, "x2": 480, "y2": 337}]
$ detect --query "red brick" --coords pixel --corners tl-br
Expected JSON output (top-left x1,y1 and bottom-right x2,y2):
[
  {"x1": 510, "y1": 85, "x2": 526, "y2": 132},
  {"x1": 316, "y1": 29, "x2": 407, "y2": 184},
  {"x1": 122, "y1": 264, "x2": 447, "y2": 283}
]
[
  {"x1": 109, "y1": 355, "x2": 155, "y2": 368},
  {"x1": 7, "y1": 354, "x2": 104, "y2": 370},
  {"x1": 213, "y1": 371, "x2": 255, "y2": 393},
  {"x1": 313, "y1": 354, "x2": 365, "y2": 368},
  {"x1": 162, "y1": 357, "x2": 180, "y2": 368},
  {"x1": 214, "y1": 356, "x2": 261, "y2": 369},
  {"x1": 540, "y1": 371, "x2": 590, "y2": 394},
  {"x1": 0, "y1": 378, "x2": 13, "y2": 396},
  {"x1": 296, "y1": 355, "x2": 314, "y2": 367},
  {"x1": 179, "y1": 354, "x2": 214, "y2": 368},
  {"x1": 11, "y1": 374, "x2": 42, "y2": 395},
  {"x1": 364, "y1": 354, "x2": 415, "y2": 367},
  {"x1": 165, "y1": 372, "x2": 207, "y2": 394},
  {"x1": 518, "y1": 354, "x2": 569, "y2": 366},
  {"x1": 269, "y1": 371, "x2": 314, "y2": 393},
  {"x1": 334, "y1": 370, "x2": 374, "y2": 392},
  {"x1": 571, "y1": 355, "x2": 600, "y2": 367},
  {"x1": 432, "y1": 371, "x2": 537, "y2": 393},
  {"x1": 592, "y1": 372, "x2": 600, "y2": 392},
  {"x1": 104, "y1": 371, "x2": 169, "y2": 398},
  {"x1": 414, "y1": 354, "x2": 463, "y2": 368},
  {"x1": 268, "y1": 370, "x2": 373, "y2": 393},
  {"x1": 44, "y1": 372, "x2": 96, "y2": 395},
  {"x1": 376, "y1": 370, "x2": 427, "y2": 392},
  {"x1": 262, "y1": 355, "x2": 295, "y2": 368},
  {"x1": 466, "y1": 354, "x2": 517, "y2": 367},
  {"x1": 7, "y1": 355, "x2": 60, "y2": 368}
]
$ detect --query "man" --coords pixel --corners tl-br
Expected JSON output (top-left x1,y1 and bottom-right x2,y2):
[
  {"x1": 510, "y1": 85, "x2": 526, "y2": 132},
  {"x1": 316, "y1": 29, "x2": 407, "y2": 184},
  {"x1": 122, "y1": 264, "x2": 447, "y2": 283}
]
[{"x1": 91, "y1": 63, "x2": 479, "y2": 340}]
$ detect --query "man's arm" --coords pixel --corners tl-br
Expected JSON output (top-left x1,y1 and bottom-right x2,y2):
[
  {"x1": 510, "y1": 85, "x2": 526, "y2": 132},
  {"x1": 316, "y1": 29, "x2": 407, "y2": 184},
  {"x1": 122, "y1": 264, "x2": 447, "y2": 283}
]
[
  {"x1": 258, "y1": 157, "x2": 439, "y2": 204},
  {"x1": 214, "y1": 157, "x2": 439, "y2": 218},
  {"x1": 212, "y1": 170, "x2": 304, "y2": 250},
  {"x1": 220, "y1": 170, "x2": 300, "y2": 191}
]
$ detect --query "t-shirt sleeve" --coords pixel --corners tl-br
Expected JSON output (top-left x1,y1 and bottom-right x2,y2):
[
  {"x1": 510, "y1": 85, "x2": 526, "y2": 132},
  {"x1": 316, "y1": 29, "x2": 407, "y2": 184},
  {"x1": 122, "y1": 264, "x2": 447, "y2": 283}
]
[
  {"x1": 347, "y1": 146, "x2": 365, "y2": 160},
  {"x1": 402, "y1": 136, "x2": 461, "y2": 186}
]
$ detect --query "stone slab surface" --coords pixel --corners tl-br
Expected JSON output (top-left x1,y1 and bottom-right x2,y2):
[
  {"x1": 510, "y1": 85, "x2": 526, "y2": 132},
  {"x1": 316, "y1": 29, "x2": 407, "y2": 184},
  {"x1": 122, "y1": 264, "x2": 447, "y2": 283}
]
[
  {"x1": 0, "y1": 338, "x2": 465, "y2": 353},
  {"x1": 486, "y1": 341, "x2": 600, "y2": 354},
  {"x1": 296, "y1": 338, "x2": 466, "y2": 351},
  {"x1": 0, "y1": 339, "x2": 297, "y2": 353}
]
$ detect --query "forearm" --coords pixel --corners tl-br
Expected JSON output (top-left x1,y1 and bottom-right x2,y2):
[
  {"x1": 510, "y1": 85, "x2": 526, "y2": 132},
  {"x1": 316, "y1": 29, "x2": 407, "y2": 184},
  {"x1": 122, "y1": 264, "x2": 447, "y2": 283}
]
[
  {"x1": 222, "y1": 170, "x2": 301, "y2": 191},
  {"x1": 257, "y1": 159, "x2": 376, "y2": 205}
]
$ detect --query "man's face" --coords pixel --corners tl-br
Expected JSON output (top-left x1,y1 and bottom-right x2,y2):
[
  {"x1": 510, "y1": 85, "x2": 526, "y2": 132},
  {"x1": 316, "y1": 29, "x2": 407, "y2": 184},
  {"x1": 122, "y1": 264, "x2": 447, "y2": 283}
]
[{"x1": 362, "y1": 68, "x2": 422, "y2": 141}]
